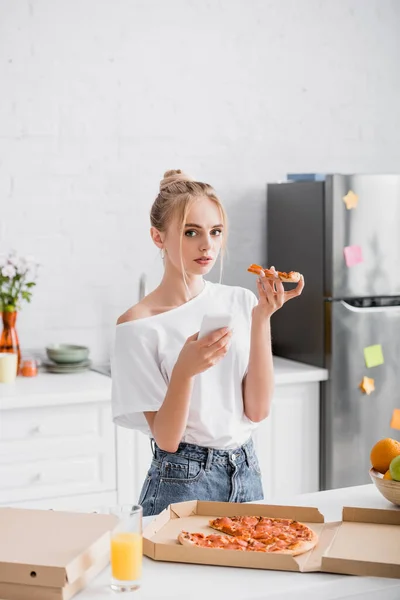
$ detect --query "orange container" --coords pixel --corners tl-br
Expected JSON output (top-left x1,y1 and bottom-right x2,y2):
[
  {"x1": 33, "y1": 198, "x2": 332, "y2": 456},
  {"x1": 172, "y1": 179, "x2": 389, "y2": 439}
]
[{"x1": 20, "y1": 359, "x2": 38, "y2": 377}]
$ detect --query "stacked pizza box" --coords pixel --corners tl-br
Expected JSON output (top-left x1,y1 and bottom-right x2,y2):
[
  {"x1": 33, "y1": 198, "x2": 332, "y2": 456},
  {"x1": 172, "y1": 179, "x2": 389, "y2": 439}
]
[
  {"x1": 143, "y1": 500, "x2": 400, "y2": 579},
  {"x1": 0, "y1": 507, "x2": 118, "y2": 600}
]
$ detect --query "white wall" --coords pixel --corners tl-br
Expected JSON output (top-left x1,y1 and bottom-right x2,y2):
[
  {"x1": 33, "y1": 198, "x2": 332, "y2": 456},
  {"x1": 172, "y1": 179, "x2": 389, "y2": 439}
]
[{"x1": 1, "y1": 0, "x2": 399, "y2": 362}]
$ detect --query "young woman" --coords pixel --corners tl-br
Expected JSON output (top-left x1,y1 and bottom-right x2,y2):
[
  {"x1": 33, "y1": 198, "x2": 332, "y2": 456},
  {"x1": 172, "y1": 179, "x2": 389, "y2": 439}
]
[{"x1": 111, "y1": 169, "x2": 304, "y2": 516}]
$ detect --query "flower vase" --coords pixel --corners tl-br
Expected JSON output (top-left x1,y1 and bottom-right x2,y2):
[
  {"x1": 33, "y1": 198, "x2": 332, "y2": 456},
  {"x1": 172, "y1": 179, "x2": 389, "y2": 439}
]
[{"x1": 0, "y1": 310, "x2": 21, "y2": 372}]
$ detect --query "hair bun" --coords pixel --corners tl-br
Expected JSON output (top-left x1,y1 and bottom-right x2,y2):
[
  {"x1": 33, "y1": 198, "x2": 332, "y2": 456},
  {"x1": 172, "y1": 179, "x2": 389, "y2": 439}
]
[{"x1": 160, "y1": 169, "x2": 195, "y2": 192}]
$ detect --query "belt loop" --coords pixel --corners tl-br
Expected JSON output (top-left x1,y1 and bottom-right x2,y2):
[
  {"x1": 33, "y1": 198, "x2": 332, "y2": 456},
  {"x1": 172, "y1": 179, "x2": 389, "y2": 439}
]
[
  {"x1": 205, "y1": 447, "x2": 213, "y2": 472},
  {"x1": 150, "y1": 437, "x2": 156, "y2": 459}
]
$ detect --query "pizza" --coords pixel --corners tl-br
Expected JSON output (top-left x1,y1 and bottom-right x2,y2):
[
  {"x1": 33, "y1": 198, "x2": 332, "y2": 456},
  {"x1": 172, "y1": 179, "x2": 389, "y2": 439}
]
[
  {"x1": 178, "y1": 531, "x2": 283, "y2": 553},
  {"x1": 178, "y1": 515, "x2": 318, "y2": 556},
  {"x1": 247, "y1": 263, "x2": 301, "y2": 283},
  {"x1": 178, "y1": 532, "x2": 249, "y2": 551}
]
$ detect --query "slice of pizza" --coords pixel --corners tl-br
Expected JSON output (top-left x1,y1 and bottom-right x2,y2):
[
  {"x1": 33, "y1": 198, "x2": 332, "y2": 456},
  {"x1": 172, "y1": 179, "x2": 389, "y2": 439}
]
[
  {"x1": 249, "y1": 535, "x2": 318, "y2": 556},
  {"x1": 252, "y1": 517, "x2": 312, "y2": 540},
  {"x1": 178, "y1": 531, "x2": 249, "y2": 551},
  {"x1": 247, "y1": 263, "x2": 302, "y2": 283},
  {"x1": 207, "y1": 516, "x2": 256, "y2": 539}
]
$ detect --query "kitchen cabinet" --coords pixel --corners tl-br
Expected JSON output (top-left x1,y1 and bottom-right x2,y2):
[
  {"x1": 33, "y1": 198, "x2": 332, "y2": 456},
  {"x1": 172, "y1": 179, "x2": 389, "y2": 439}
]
[
  {"x1": 0, "y1": 372, "x2": 117, "y2": 510},
  {"x1": 0, "y1": 358, "x2": 327, "y2": 510},
  {"x1": 253, "y1": 381, "x2": 321, "y2": 499}
]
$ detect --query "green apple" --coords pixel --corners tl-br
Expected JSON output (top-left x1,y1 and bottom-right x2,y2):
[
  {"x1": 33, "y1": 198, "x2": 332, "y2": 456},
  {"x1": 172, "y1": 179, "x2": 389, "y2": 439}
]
[{"x1": 389, "y1": 455, "x2": 400, "y2": 481}]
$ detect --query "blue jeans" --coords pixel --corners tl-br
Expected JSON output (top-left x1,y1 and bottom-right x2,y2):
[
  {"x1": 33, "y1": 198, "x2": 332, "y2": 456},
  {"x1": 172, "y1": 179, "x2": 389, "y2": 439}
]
[{"x1": 138, "y1": 437, "x2": 264, "y2": 517}]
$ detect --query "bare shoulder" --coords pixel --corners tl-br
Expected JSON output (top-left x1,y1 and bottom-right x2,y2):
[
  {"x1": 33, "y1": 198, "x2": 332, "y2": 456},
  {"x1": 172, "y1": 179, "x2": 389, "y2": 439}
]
[
  {"x1": 116, "y1": 289, "x2": 169, "y2": 325},
  {"x1": 116, "y1": 301, "x2": 153, "y2": 325}
]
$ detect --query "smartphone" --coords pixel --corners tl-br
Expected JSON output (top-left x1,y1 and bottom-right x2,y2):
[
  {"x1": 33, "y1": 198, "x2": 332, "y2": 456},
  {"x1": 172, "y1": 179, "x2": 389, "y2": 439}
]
[{"x1": 198, "y1": 314, "x2": 234, "y2": 340}]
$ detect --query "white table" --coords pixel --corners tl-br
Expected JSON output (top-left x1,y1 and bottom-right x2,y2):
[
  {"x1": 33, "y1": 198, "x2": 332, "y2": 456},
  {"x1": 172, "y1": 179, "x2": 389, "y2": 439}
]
[{"x1": 76, "y1": 484, "x2": 400, "y2": 600}]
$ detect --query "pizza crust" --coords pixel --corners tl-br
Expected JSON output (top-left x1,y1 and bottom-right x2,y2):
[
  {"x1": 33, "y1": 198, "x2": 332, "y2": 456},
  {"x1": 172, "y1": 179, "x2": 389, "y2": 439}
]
[
  {"x1": 277, "y1": 272, "x2": 301, "y2": 283},
  {"x1": 178, "y1": 531, "x2": 198, "y2": 548},
  {"x1": 278, "y1": 531, "x2": 319, "y2": 556}
]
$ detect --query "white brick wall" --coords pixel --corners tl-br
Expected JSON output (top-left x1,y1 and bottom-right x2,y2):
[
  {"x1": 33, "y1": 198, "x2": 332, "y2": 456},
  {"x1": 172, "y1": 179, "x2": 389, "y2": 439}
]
[{"x1": 1, "y1": 0, "x2": 400, "y2": 363}]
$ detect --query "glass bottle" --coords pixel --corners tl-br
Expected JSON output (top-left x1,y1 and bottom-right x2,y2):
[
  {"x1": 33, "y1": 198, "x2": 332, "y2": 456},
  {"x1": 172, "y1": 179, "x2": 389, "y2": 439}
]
[{"x1": 0, "y1": 310, "x2": 21, "y2": 373}]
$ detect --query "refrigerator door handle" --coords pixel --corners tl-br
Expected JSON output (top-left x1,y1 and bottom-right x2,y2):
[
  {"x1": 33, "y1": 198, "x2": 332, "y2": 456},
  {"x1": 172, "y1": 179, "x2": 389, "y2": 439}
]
[{"x1": 340, "y1": 300, "x2": 400, "y2": 314}]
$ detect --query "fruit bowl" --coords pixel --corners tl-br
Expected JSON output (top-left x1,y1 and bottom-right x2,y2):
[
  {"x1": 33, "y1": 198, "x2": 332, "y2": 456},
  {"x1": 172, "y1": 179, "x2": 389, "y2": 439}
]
[{"x1": 369, "y1": 468, "x2": 400, "y2": 506}]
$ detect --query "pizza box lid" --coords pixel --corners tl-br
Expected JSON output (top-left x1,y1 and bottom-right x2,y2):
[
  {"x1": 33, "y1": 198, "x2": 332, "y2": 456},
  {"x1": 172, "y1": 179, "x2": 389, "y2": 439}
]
[
  {"x1": 143, "y1": 500, "x2": 337, "y2": 573},
  {"x1": 321, "y1": 506, "x2": 400, "y2": 579},
  {"x1": 0, "y1": 507, "x2": 118, "y2": 589}
]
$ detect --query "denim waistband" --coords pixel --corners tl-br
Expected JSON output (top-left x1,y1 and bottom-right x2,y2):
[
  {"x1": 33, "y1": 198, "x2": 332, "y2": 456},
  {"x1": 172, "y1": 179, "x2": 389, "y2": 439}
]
[{"x1": 151, "y1": 437, "x2": 255, "y2": 467}]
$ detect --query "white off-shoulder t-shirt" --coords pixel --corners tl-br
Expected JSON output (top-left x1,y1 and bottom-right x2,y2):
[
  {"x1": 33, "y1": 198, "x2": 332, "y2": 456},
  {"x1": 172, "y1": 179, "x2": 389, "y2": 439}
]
[{"x1": 111, "y1": 280, "x2": 260, "y2": 449}]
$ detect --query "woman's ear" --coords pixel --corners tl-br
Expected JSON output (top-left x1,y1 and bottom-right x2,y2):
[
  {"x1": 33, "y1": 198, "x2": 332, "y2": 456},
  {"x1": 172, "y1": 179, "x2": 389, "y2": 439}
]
[{"x1": 150, "y1": 227, "x2": 164, "y2": 250}]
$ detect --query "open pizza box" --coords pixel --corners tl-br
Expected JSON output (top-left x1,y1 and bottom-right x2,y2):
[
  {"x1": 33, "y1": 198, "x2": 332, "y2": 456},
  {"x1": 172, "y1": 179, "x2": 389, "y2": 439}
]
[
  {"x1": 321, "y1": 506, "x2": 400, "y2": 579},
  {"x1": 143, "y1": 500, "x2": 400, "y2": 578},
  {"x1": 0, "y1": 507, "x2": 118, "y2": 600}
]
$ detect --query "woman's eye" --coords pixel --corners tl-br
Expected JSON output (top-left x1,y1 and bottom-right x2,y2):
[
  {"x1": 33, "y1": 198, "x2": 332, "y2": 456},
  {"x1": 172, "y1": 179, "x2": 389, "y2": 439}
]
[
  {"x1": 185, "y1": 230, "x2": 197, "y2": 237},
  {"x1": 211, "y1": 229, "x2": 222, "y2": 236}
]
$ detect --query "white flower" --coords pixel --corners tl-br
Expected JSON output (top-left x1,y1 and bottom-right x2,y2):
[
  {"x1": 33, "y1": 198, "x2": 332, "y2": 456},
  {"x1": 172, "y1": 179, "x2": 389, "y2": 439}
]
[
  {"x1": 17, "y1": 263, "x2": 27, "y2": 275},
  {"x1": 0, "y1": 255, "x2": 7, "y2": 267},
  {"x1": 2, "y1": 264, "x2": 16, "y2": 278},
  {"x1": 18, "y1": 257, "x2": 29, "y2": 274},
  {"x1": 8, "y1": 254, "x2": 20, "y2": 268}
]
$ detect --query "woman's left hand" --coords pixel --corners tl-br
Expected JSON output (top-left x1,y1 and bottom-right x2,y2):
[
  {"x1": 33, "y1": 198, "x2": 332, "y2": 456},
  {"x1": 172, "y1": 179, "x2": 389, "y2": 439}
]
[{"x1": 254, "y1": 266, "x2": 304, "y2": 320}]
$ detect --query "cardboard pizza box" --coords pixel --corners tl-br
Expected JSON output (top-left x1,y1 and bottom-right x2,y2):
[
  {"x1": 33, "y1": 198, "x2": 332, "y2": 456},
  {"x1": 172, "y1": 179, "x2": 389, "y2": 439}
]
[
  {"x1": 143, "y1": 500, "x2": 400, "y2": 578},
  {"x1": 0, "y1": 554, "x2": 109, "y2": 600},
  {"x1": 321, "y1": 506, "x2": 400, "y2": 579},
  {"x1": 0, "y1": 507, "x2": 118, "y2": 600},
  {"x1": 143, "y1": 500, "x2": 338, "y2": 573}
]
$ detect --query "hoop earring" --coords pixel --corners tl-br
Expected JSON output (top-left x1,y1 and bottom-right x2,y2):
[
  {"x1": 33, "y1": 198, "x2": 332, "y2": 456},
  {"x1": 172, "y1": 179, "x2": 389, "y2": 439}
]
[{"x1": 160, "y1": 248, "x2": 165, "y2": 259}]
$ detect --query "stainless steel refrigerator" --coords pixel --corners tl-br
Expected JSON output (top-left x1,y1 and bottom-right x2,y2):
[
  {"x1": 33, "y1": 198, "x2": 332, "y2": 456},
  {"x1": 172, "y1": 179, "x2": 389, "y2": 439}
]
[{"x1": 267, "y1": 174, "x2": 400, "y2": 490}]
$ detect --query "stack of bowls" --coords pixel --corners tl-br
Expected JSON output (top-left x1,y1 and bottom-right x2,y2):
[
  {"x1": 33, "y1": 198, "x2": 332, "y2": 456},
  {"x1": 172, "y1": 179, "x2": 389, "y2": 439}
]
[{"x1": 44, "y1": 344, "x2": 91, "y2": 374}]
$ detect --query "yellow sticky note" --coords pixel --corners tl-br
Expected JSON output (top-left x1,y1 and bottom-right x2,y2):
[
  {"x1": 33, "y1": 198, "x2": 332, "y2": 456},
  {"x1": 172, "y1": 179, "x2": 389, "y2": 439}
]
[
  {"x1": 390, "y1": 409, "x2": 400, "y2": 430},
  {"x1": 364, "y1": 344, "x2": 384, "y2": 368},
  {"x1": 359, "y1": 376, "x2": 375, "y2": 395},
  {"x1": 343, "y1": 190, "x2": 358, "y2": 209}
]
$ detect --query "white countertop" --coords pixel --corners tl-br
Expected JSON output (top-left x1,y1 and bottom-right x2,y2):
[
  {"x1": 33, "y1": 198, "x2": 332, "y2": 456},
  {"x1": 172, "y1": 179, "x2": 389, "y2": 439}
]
[
  {"x1": 77, "y1": 484, "x2": 400, "y2": 600},
  {"x1": 273, "y1": 356, "x2": 328, "y2": 385},
  {"x1": 0, "y1": 370, "x2": 112, "y2": 410},
  {"x1": 0, "y1": 357, "x2": 327, "y2": 411}
]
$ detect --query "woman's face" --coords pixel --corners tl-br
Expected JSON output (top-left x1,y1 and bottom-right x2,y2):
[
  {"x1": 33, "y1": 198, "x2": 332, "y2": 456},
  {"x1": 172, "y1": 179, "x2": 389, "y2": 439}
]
[{"x1": 165, "y1": 197, "x2": 224, "y2": 277}]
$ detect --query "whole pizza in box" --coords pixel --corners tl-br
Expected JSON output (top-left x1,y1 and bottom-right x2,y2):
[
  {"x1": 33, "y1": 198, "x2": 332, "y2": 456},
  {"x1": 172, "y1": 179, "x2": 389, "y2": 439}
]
[{"x1": 178, "y1": 515, "x2": 318, "y2": 556}]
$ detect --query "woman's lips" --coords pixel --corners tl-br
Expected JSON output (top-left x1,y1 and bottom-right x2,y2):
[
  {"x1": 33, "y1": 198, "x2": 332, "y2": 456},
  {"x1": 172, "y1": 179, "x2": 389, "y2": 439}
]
[{"x1": 195, "y1": 258, "x2": 213, "y2": 265}]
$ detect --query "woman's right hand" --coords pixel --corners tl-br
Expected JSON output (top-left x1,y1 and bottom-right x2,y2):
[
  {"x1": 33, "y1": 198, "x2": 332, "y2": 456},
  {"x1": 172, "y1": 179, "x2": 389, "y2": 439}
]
[{"x1": 175, "y1": 328, "x2": 233, "y2": 378}]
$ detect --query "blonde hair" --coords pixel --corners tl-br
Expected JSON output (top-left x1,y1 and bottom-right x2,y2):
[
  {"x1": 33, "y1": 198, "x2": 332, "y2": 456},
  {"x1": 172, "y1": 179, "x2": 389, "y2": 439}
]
[{"x1": 150, "y1": 169, "x2": 228, "y2": 288}]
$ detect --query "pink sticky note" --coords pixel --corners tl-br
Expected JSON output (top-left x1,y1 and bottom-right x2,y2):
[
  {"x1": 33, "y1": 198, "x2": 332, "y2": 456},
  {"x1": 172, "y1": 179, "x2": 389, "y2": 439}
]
[{"x1": 344, "y1": 245, "x2": 363, "y2": 267}]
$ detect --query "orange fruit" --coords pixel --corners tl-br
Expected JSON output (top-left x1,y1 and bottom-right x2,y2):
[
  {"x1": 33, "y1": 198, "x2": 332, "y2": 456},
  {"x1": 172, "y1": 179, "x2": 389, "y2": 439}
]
[
  {"x1": 370, "y1": 438, "x2": 400, "y2": 474},
  {"x1": 383, "y1": 470, "x2": 392, "y2": 480}
]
